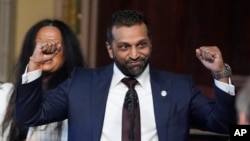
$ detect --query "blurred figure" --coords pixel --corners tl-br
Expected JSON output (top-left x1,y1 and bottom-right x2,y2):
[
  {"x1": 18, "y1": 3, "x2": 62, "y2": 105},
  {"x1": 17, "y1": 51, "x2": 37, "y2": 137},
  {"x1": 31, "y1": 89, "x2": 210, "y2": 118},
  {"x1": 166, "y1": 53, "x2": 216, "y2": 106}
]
[
  {"x1": 1, "y1": 19, "x2": 85, "y2": 141},
  {"x1": 0, "y1": 82, "x2": 14, "y2": 140},
  {"x1": 236, "y1": 77, "x2": 250, "y2": 125}
]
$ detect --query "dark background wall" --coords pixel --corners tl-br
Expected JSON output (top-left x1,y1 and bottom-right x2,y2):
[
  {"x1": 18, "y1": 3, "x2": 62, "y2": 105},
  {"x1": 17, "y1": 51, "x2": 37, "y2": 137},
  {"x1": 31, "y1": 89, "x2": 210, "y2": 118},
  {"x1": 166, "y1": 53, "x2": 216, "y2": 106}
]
[{"x1": 96, "y1": 0, "x2": 250, "y2": 92}]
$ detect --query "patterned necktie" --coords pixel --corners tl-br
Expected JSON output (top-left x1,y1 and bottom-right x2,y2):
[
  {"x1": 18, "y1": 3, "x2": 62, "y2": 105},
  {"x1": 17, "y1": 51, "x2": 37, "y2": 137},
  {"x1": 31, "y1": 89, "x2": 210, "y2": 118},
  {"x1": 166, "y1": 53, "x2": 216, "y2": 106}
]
[{"x1": 121, "y1": 78, "x2": 141, "y2": 141}]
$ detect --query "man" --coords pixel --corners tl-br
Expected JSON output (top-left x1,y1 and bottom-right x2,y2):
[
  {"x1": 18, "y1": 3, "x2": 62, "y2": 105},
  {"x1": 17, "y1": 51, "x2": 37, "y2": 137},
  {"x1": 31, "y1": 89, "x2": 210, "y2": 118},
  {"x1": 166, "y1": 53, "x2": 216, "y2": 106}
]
[
  {"x1": 236, "y1": 77, "x2": 250, "y2": 125},
  {"x1": 15, "y1": 9, "x2": 236, "y2": 141}
]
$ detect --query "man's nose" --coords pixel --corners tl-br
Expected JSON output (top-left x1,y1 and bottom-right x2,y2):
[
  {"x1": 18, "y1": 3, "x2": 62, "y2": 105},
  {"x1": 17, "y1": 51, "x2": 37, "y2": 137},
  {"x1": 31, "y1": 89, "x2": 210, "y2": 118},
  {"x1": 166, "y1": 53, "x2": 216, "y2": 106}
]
[{"x1": 129, "y1": 47, "x2": 139, "y2": 59}]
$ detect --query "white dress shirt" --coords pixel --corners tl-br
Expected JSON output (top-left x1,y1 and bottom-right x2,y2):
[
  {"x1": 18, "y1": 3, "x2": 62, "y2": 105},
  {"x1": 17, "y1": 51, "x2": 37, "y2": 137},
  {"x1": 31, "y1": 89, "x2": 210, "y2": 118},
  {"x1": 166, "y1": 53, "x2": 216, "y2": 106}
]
[{"x1": 101, "y1": 64, "x2": 158, "y2": 141}]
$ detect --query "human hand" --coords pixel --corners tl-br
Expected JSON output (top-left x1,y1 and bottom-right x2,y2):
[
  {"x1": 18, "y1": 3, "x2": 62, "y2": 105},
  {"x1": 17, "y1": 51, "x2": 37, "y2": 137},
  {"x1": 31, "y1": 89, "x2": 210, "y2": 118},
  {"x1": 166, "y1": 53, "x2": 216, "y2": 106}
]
[
  {"x1": 195, "y1": 46, "x2": 226, "y2": 73},
  {"x1": 28, "y1": 39, "x2": 62, "y2": 71}
]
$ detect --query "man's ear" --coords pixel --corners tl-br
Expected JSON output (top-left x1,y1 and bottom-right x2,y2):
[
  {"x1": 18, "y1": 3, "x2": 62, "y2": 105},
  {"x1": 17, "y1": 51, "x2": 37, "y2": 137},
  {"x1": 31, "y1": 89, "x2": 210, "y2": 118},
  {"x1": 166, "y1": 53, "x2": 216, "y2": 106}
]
[{"x1": 105, "y1": 42, "x2": 113, "y2": 59}]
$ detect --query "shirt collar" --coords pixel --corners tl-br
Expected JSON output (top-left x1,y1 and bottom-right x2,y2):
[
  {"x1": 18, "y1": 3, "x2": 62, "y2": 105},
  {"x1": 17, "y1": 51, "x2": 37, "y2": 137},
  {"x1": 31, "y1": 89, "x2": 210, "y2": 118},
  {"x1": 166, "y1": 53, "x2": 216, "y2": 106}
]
[{"x1": 111, "y1": 63, "x2": 150, "y2": 89}]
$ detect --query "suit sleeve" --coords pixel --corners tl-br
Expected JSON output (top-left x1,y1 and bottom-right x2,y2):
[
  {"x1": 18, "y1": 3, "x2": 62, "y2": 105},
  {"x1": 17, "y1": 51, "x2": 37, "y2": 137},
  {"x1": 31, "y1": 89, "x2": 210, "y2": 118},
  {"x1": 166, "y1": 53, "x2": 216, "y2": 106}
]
[
  {"x1": 190, "y1": 78, "x2": 236, "y2": 134},
  {"x1": 14, "y1": 74, "x2": 70, "y2": 126}
]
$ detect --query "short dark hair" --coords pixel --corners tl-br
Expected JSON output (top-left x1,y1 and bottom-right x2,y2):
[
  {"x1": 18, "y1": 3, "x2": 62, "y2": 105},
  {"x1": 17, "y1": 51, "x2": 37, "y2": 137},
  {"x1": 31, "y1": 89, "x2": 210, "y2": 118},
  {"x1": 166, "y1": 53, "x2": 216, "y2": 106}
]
[{"x1": 106, "y1": 9, "x2": 151, "y2": 45}]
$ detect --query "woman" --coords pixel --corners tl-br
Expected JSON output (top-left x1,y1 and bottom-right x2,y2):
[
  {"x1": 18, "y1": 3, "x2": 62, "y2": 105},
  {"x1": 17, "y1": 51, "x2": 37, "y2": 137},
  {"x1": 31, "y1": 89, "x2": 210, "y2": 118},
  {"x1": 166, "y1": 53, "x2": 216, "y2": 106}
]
[{"x1": 1, "y1": 19, "x2": 86, "y2": 141}]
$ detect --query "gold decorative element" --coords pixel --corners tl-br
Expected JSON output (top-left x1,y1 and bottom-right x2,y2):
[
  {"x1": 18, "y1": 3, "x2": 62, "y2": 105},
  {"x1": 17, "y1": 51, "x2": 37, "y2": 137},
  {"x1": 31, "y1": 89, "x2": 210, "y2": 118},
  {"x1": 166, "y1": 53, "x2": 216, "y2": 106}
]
[{"x1": 61, "y1": 0, "x2": 81, "y2": 35}]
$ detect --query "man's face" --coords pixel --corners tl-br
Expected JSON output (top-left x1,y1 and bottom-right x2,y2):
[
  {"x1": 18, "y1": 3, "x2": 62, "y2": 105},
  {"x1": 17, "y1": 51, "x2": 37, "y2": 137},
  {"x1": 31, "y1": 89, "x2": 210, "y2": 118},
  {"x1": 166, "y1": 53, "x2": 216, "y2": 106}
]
[{"x1": 106, "y1": 23, "x2": 152, "y2": 77}]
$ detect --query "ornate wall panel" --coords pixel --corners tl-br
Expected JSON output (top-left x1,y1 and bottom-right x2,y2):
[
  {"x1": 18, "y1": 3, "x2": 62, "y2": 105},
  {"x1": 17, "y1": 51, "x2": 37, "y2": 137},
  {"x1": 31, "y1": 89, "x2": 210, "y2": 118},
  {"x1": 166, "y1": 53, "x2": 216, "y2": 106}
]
[
  {"x1": 55, "y1": 0, "x2": 98, "y2": 67},
  {"x1": 0, "y1": 0, "x2": 16, "y2": 82}
]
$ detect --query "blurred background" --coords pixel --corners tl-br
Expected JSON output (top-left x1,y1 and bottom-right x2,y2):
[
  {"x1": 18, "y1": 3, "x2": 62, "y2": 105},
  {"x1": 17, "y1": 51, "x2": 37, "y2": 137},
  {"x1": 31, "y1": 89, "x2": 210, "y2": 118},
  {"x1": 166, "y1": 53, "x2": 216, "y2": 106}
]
[{"x1": 0, "y1": 0, "x2": 249, "y2": 140}]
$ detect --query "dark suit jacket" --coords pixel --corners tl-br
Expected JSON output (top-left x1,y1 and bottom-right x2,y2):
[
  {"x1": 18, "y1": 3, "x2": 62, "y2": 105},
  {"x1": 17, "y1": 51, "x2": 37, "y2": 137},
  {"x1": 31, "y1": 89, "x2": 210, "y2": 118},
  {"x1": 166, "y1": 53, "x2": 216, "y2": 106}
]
[{"x1": 15, "y1": 64, "x2": 236, "y2": 141}]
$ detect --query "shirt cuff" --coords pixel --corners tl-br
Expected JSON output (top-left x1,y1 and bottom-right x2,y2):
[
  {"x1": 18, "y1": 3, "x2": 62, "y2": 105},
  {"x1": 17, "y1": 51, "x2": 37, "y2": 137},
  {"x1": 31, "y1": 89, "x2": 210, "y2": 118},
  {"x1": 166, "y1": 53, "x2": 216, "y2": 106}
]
[
  {"x1": 214, "y1": 78, "x2": 235, "y2": 96},
  {"x1": 22, "y1": 65, "x2": 42, "y2": 84}
]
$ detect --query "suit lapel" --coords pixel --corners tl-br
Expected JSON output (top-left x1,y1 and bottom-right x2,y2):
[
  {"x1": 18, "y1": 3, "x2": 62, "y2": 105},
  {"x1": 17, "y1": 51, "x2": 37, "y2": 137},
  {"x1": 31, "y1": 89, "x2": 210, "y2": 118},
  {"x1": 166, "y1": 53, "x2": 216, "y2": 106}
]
[
  {"x1": 91, "y1": 64, "x2": 113, "y2": 141},
  {"x1": 150, "y1": 67, "x2": 173, "y2": 140},
  {"x1": 90, "y1": 65, "x2": 174, "y2": 140}
]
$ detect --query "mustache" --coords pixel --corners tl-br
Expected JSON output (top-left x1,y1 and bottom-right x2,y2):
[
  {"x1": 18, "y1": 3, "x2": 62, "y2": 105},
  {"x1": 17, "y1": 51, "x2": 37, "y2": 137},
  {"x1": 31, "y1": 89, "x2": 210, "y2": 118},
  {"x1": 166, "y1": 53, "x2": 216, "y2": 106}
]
[{"x1": 126, "y1": 57, "x2": 145, "y2": 63}]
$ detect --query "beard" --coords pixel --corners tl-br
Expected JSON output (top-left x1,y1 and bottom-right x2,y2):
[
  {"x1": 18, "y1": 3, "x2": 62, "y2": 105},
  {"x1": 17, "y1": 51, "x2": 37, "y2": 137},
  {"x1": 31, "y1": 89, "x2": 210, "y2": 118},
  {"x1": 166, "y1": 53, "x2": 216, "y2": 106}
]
[{"x1": 114, "y1": 56, "x2": 149, "y2": 78}]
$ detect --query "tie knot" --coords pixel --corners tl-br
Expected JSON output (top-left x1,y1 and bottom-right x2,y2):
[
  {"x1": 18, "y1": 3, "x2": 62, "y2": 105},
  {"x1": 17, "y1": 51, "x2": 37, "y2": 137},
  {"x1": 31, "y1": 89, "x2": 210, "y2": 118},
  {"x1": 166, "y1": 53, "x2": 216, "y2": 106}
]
[{"x1": 121, "y1": 78, "x2": 138, "y2": 89}]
